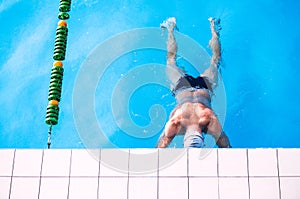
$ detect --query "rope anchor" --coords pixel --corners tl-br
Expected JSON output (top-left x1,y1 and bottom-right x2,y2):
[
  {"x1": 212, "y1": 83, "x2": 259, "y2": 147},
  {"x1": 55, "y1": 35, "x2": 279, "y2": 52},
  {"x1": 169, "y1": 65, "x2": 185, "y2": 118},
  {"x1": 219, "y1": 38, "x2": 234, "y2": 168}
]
[{"x1": 47, "y1": 125, "x2": 53, "y2": 149}]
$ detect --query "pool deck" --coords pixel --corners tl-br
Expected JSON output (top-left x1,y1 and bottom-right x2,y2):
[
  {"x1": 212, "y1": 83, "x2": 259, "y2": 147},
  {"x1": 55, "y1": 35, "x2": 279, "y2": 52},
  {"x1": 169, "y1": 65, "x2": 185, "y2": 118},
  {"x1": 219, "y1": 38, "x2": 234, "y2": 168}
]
[{"x1": 0, "y1": 148, "x2": 299, "y2": 198}]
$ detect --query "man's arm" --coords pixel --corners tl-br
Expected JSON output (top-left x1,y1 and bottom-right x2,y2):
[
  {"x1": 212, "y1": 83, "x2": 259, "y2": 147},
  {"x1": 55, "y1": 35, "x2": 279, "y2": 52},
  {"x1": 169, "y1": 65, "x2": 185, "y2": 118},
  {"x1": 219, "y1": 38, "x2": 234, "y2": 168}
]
[
  {"x1": 156, "y1": 108, "x2": 182, "y2": 148},
  {"x1": 156, "y1": 133, "x2": 175, "y2": 148},
  {"x1": 206, "y1": 112, "x2": 231, "y2": 148},
  {"x1": 216, "y1": 131, "x2": 232, "y2": 148}
]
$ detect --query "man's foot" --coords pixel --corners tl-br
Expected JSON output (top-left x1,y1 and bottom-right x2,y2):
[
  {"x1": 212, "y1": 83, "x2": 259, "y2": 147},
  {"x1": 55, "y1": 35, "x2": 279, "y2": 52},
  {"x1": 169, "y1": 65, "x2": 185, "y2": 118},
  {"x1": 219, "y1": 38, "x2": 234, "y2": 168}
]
[
  {"x1": 160, "y1": 17, "x2": 178, "y2": 31},
  {"x1": 208, "y1": 17, "x2": 222, "y2": 33}
]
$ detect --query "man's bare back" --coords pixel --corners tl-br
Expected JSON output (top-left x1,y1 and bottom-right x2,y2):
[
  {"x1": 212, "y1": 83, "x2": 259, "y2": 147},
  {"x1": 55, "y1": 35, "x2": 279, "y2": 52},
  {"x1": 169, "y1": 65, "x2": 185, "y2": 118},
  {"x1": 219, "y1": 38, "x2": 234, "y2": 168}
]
[
  {"x1": 158, "y1": 91, "x2": 229, "y2": 148},
  {"x1": 169, "y1": 90, "x2": 212, "y2": 134}
]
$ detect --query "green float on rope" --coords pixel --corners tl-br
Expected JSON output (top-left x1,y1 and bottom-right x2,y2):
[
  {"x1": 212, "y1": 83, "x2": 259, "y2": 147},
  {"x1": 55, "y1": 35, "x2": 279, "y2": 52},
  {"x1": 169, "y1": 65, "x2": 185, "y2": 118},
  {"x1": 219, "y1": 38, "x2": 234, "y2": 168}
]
[{"x1": 45, "y1": 0, "x2": 72, "y2": 149}]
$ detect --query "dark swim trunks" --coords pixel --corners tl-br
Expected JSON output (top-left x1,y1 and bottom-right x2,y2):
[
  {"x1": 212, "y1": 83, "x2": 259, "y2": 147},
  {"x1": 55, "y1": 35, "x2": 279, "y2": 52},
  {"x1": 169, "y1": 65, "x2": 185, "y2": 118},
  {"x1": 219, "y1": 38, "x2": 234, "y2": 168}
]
[
  {"x1": 172, "y1": 75, "x2": 212, "y2": 95},
  {"x1": 172, "y1": 74, "x2": 212, "y2": 108}
]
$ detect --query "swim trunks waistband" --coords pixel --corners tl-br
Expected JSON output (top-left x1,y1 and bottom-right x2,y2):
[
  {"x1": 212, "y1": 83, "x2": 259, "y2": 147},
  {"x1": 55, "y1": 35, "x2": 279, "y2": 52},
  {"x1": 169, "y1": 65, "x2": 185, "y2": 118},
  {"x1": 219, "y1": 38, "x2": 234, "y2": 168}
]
[{"x1": 175, "y1": 87, "x2": 212, "y2": 108}]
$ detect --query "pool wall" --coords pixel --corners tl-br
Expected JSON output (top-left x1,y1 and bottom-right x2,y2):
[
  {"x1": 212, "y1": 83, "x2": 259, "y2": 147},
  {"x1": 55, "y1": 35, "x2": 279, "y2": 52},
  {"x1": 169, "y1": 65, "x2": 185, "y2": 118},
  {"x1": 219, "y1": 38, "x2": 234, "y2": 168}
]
[{"x1": 0, "y1": 148, "x2": 299, "y2": 198}]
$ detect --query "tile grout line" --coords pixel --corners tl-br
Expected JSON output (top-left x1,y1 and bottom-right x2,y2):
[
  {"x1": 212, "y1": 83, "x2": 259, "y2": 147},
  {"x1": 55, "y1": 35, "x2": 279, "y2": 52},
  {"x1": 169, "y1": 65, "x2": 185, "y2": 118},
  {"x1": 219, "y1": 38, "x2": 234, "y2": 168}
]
[
  {"x1": 7, "y1": 175, "x2": 285, "y2": 178},
  {"x1": 127, "y1": 149, "x2": 130, "y2": 199},
  {"x1": 217, "y1": 176, "x2": 284, "y2": 178},
  {"x1": 157, "y1": 149, "x2": 160, "y2": 199},
  {"x1": 276, "y1": 149, "x2": 282, "y2": 199},
  {"x1": 0, "y1": 176, "x2": 110, "y2": 180},
  {"x1": 217, "y1": 149, "x2": 220, "y2": 199},
  {"x1": 8, "y1": 149, "x2": 16, "y2": 199},
  {"x1": 67, "y1": 150, "x2": 72, "y2": 199},
  {"x1": 246, "y1": 149, "x2": 251, "y2": 199},
  {"x1": 187, "y1": 149, "x2": 189, "y2": 199},
  {"x1": 97, "y1": 149, "x2": 101, "y2": 199},
  {"x1": 37, "y1": 149, "x2": 45, "y2": 199},
  {"x1": 11, "y1": 174, "x2": 289, "y2": 178}
]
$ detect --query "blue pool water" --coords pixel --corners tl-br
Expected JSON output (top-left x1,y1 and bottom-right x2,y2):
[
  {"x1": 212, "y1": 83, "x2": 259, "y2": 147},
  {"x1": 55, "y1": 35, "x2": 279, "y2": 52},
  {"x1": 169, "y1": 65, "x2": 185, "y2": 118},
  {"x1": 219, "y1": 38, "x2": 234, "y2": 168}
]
[{"x1": 0, "y1": 0, "x2": 299, "y2": 148}]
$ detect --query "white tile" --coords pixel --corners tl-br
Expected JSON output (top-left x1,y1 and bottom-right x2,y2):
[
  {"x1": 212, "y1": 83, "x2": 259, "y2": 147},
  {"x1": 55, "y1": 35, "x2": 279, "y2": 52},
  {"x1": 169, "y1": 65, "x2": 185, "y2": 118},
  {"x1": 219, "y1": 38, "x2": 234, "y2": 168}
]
[
  {"x1": 69, "y1": 177, "x2": 98, "y2": 199},
  {"x1": 189, "y1": 178, "x2": 218, "y2": 199},
  {"x1": 41, "y1": 149, "x2": 71, "y2": 177},
  {"x1": 189, "y1": 148, "x2": 218, "y2": 177},
  {"x1": 13, "y1": 150, "x2": 43, "y2": 177},
  {"x1": 39, "y1": 177, "x2": 69, "y2": 199},
  {"x1": 248, "y1": 149, "x2": 278, "y2": 177},
  {"x1": 249, "y1": 177, "x2": 280, "y2": 199},
  {"x1": 100, "y1": 149, "x2": 129, "y2": 177},
  {"x1": 278, "y1": 148, "x2": 300, "y2": 176},
  {"x1": 0, "y1": 177, "x2": 11, "y2": 199},
  {"x1": 129, "y1": 149, "x2": 158, "y2": 176},
  {"x1": 99, "y1": 177, "x2": 127, "y2": 199},
  {"x1": 0, "y1": 149, "x2": 14, "y2": 176},
  {"x1": 219, "y1": 177, "x2": 249, "y2": 199},
  {"x1": 128, "y1": 177, "x2": 157, "y2": 199},
  {"x1": 159, "y1": 177, "x2": 188, "y2": 199},
  {"x1": 218, "y1": 149, "x2": 248, "y2": 177},
  {"x1": 158, "y1": 148, "x2": 187, "y2": 177},
  {"x1": 280, "y1": 177, "x2": 300, "y2": 199},
  {"x1": 70, "y1": 149, "x2": 100, "y2": 177},
  {"x1": 86, "y1": 149, "x2": 101, "y2": 162},
  {"x1": 10, "y1": 177, "x2": 40, "y2": 199}
]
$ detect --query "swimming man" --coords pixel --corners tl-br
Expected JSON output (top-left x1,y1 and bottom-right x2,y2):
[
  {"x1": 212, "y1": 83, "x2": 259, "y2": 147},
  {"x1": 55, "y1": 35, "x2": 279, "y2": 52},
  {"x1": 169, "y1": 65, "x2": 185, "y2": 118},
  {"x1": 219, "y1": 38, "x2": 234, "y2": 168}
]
[{"x1": 156, "y1": 17, "x2": 231, "y2": 148}]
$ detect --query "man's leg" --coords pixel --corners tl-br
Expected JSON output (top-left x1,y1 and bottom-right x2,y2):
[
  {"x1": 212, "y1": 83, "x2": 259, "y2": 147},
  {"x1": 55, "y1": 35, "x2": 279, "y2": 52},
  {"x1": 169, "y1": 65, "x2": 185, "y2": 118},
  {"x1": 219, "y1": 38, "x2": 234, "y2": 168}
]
[
  {"x1": 161, "y1": 17, "x2": 185, "y2": 88},
  {"x1": 201, "y1": 17, "x2": 222, "y2": 90},
  {"x1": 205, "y1": 112, "x2": 231, "y2": 148}
]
